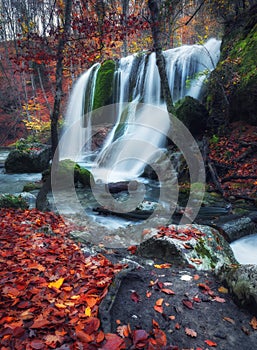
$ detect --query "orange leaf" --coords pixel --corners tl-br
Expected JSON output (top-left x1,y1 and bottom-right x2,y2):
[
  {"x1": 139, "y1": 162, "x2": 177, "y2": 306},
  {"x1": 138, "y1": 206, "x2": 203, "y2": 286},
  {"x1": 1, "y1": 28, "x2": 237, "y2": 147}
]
[
  {"x1": 155, "y1": 298, "x2": 163, "y2": 306},
  {"x1": 76, "y1": 330, "x2": 94, "y2": 343},
  {"x1": 161, "y1": 288, "x2": 175, "y2": 295},
  {"x1": 154, "y1": 305, "x2": 163, "y2": 314},
  {"x1": 152, "y1": 319, "x2": 159, "y2": 328},
  {"x1": 250, "y1": 316, "x2": 257, "y2": 330},
  {"x1": 204, "y1": 339, "x2": 217, "y2": 347}
]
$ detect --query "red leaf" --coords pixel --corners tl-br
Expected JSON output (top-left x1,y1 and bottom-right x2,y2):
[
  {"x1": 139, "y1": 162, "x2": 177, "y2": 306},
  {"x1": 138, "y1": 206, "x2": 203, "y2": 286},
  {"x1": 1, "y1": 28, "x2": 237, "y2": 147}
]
[
  {"x1": 153, "y1": 328, "x2": 167, "y2": 346},
  {"x1": 30, "y1": 339, "x2": 45, "y2": 349},
  {"x1": 132, "y1": 329, "x2": 149, "y2": 347},
  {"x1": 102, "y1": 333, "x2": 125, "y2": 350},
  {"x1": 130, "y1": 291, "x2": 141, "y2": 303},
  {"x1": 182, "y1": 299, "x2": 194, "y2": 309},
  {"x1": 205, "y1": 339, "x2": 217, "y2": 347},
  {"x1": 31, "y1": 315, "x2": 50, "y2": 329}
]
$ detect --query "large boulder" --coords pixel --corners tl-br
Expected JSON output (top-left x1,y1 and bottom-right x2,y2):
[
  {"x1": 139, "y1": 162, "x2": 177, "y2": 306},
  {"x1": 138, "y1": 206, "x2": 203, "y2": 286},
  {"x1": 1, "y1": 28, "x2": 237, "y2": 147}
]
[
  {"x1": 217, "y1": 264, "x2": 257, "y2": 313},
  {"x1": 5, "y1": 144, "x2": 51, "y2": 173},
  {"x1": 138, "y1": 224, "x2": 237, "y2": 271},
  {"x1": 206, "y1": 5, "x2": 257, "y2": 128},
  {"x1": 175, "y1": 96, "x2": 208, "y2": 136}
]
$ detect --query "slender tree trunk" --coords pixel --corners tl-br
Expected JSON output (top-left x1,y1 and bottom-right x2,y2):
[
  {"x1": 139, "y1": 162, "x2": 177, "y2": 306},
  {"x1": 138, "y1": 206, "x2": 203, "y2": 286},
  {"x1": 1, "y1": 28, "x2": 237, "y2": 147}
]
[
  {"x1": 148, "y1": 0, "x2": 176, "y2": 115},
  {"x1": 36, "y1": 0, "x2": 72, "y2": 211},
  {"x1": 51, "y1": 0, "x2": 72, "y2": 159}
]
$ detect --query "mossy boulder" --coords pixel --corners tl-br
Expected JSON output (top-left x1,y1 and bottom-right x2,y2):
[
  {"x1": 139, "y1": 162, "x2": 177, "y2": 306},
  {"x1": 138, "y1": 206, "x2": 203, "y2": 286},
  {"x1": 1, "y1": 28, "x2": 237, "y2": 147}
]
[
  {"x1": 0, "y1": 194, "x2": 29, "y2": 209},
  {"x1": 5, "y1": 144, "x2": 51, "y2": 173},
  {"x1": 55, "y1": 159, "x2": 92, "y2": 188},
  {"x1": 206, "y1": 5, "x2": 257, "y2": 127},
  {"x1": 93, "y1": 60, "x2": 116, "y2": 110},
  {"x1": 138, "y1": 224, "x2": 237, "y2": 271},
  {"x1": 175, "y1": 96, "x2": 208, "y2": 135}
]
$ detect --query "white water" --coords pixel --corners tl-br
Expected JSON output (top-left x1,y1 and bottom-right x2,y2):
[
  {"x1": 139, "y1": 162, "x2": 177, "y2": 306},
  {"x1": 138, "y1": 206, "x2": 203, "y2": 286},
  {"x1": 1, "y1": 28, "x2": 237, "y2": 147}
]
[
  {"x1": 231, "y1": 234, "x2": 257, "y2": 264},
  {"x1": 59, "y1": 63, "x2": 100, "y2": 160},
  {"x1": 60, "y1": 39, "x2": 221, "y2": 181}
]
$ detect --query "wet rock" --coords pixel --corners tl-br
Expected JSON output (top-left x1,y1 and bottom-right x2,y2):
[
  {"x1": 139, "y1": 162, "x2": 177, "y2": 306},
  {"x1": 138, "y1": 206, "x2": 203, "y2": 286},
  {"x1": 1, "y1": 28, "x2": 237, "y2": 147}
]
[
  {"x1": 217, "y1": 264, "x2": 257, "y2": 313},
  {"x1": 138, "y1": 224, "x2": 238, "y2": 271},
  {"x1": 5, "y1": 144, "x2": 51, "y2": 173},
  {"x1": 211, "y1": 215, "x2": 257, "y2": 243}
]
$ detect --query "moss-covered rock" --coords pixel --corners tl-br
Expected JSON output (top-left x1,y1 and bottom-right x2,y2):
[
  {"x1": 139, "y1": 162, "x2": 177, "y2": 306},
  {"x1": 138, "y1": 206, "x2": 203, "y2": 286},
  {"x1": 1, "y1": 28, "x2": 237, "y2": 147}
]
[
  {"x1": 5, "y1": 144, "x2": 51, "y2": 173},
  {"x1": 0, "y1": 194, "x2": 29, "y2": 209},
  {"x1": 206, "y1": 5, "x2": 257, "y2": 127},
  {"x1": 175, "y1": 96, "x2": 208, "y2": 135},
  {"x1": 55, "y1": 159, "x2": 92, "y2": 188},
  {"x1": 93, "y1": 60, "x2": 116, "y2": 110},
  {"x1": 138, "y1": 224, "x2": 238, "y2": 271}
]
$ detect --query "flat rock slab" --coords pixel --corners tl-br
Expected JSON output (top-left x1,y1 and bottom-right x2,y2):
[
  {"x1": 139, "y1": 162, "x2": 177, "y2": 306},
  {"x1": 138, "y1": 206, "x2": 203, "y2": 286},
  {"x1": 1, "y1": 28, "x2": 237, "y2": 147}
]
[{"x1": 99, "y1": 262, "x2": 257, "y2": 350}]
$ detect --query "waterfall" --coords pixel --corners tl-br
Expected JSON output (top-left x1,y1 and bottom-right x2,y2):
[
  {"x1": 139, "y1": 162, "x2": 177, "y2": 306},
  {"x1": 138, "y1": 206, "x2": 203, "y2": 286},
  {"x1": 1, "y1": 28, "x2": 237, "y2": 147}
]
[
  {"x1": 60, "y1": 38, "x2": 221, "y2": 181},
  {"x1": 59, "y1": 63, "x2": 100, "y2": 160}
]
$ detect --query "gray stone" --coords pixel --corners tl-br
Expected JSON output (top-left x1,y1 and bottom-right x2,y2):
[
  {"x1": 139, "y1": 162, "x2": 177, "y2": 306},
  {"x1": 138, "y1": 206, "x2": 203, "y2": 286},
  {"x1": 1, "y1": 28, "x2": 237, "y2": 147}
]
[
  {"x1": 5, "y1": 144, "x2": 51, "y2": 173},
  {"x1": 138, "y1": 224, "x2": 238, "y2": 271},
  {"x1": 217, "y1": 264, "x2": 257, "y2": 313}
]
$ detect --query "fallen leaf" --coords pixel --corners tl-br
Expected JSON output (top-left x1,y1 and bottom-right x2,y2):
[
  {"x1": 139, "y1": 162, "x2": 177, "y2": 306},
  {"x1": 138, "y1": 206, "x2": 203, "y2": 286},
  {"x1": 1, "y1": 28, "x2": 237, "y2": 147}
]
[
  {"x1": 175, "y1": 323, "x2": 181, "y2": 330},
  {"x1": 117, "y1": 325, "x2": 130, "y2": 338},
  {"x1": 218, "y1": 286, "x2": 228, "y2": 294},
  {"x1": 31, "y1": 315, "x2": 50, "y2": 329},
  {"x1": 161, "y1": 288, "x2": 175, "y2": 295},
  {"x1": 223, "y1": 316, "x2": 235, "y2": 324},
  {"x1": 213, "y1": 296, "x2": 226, "y2": 303},
  {"x1": 154, "y1": 305, "x2": 163, "y2": 314},
  {"x1": 152, "y1": 319, "x2": 159, "y2": 328},
  {"x1": 48, "y1": 277, "x2": 64, "y2": 290},
  {"x1": 85, "y1": 306, "x2": 91, "y2": 316},
  {"x1": 154, "y1": 263, "x2": 171, "y2": 269},
  {"x1": 155, "y1": 298, "x2": 164, "y2": 306},
  {"x1": 204, "y1": 339, "x2": 217, "y2": 347},
  {"x1": 146, "y1": 291, "x2": 152, "y2": 298},
  {"x1": 132, "y1": 329, "x2": 149, "y2": 348},
  {"x1": 182, "y1": 299, "x2": 194, "y2": 309},
  {"x1": 185, "y1": 327, "x2": 197, "y2": 337},
  {"x1": 250, "y1": 316, "x2": 257, "y2": 330},
  {"x1": 30, "y1": 339, "x2": 45, "y2": 349},
  {"x1": 127, "y1": 245, "x2": 137, "y2": 254},
  {"x1": 153, "y1": 328, "x2": 167, "y2": 346},
  {"x1": 131, "y1": 291, "x2": 141, "y2": 303}
]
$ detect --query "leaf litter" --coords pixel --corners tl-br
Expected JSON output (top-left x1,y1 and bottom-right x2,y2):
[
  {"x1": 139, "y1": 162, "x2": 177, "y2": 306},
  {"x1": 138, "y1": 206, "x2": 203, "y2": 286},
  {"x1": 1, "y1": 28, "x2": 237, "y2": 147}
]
[{"x1": 0, "y1": 208, "x2": 257, "y2": 349}]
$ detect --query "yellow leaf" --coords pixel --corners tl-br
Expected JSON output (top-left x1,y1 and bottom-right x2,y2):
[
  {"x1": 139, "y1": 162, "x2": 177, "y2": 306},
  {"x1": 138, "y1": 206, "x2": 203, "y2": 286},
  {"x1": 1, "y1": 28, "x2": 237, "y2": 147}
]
[
  {"x1": 55, "y1": 302, "x2": 67, "y2": 309},
  {"x1": 48, "y1": 277, "x2": 65, "y2": 290},
  {"x1": 154, "y1": 263, "x2": 172, "y2": 269},
  {"x1": 85, "y1": 306, "x2": 91, "y2": 317},
  {"x1": 218, "y1": 286, "x2": 228, "y2": 294}
]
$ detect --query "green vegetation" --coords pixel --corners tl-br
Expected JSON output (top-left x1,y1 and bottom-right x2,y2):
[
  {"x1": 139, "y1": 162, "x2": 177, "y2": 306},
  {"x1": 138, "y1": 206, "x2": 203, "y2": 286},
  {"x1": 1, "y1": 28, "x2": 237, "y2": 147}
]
[
  {"x1": 57, "y1": 159, "x2": 92, "y2": 187},
  {"x1": 0, "y1": 194, "x2": 29, "y2": 209},
  {"x1": 93, "y1": 60, "x2": 116, "y2": 110}
]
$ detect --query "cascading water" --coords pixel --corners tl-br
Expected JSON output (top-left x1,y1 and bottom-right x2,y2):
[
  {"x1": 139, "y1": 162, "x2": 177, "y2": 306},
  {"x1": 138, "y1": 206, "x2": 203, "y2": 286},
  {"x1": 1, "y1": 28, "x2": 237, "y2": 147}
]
[{"x1": 60, "y1": 38, "x2": 221, "y2": 181}]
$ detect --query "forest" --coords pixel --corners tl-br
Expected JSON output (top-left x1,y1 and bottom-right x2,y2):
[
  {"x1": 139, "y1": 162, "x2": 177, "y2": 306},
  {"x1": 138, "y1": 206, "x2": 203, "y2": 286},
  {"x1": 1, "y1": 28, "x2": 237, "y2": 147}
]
[{"x1": 1, "y1": 1, "x2": 257, "y2": 349}]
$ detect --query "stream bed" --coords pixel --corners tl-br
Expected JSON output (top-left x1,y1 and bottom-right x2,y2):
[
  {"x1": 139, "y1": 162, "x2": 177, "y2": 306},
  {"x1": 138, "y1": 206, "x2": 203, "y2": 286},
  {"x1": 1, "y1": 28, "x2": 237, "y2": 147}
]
[{"x1": 0, "y1": 150, "x2": 257, "y2": 262}]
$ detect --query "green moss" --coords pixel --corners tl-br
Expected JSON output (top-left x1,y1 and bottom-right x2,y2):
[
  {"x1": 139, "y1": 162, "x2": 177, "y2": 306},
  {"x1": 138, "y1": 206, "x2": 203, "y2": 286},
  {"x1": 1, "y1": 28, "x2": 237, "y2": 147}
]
[
  {"x1": 93, "y1": 60, "x2": 116, "y2": 110},
  {"x1": 23, "y1": 182, "x2": 42, "y2": 192},
  {"x1": 57, "y1": 159, "x2": 92, "y2": 188},
  {"x1": 0, "y1": 194, "x2": 29, "y2": 210},
  {"x1": 195, "y1": 238, "x2": 218, "y2": 269}
]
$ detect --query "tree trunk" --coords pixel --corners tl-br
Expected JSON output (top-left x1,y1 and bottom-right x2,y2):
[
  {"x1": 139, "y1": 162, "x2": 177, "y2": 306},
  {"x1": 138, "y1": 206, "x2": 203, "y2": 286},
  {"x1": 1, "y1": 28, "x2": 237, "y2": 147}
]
[
  {"x1": 36, "y1": 0, "x2": 72, "y2": 211},
  {"x1": 51, "y1": 0, "x2": 72, "y2": 159},
  {"x1": 148, "y1": 0, "x2": 176, "y2": 115}
]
